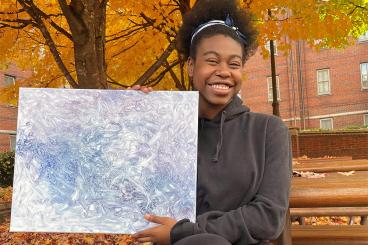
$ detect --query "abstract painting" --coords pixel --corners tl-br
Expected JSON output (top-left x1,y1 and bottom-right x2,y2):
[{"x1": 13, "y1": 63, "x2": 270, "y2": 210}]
[{"x1": 10, "y1": 88, "x2": 198, "y2": 234}]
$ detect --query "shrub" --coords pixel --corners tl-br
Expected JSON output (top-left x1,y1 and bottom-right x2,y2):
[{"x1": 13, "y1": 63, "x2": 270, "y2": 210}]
[{"x1": 0, "y1": 152, "x2": 14, "y2": 187}]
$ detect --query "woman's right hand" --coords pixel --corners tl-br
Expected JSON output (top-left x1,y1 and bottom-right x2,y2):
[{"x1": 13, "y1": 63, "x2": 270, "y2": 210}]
[{"x1": 127, "y1": 85, "x2": 153, "y2": 93}]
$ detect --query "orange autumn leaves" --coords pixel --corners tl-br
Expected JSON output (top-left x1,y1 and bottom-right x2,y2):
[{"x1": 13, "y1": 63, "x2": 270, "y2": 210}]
[
  {"x1": 0, "y1": 0, "x2": 367, "y2": 104},
  {"x1": 0, "y1": 187, "x2": 140, "y2": 244}
]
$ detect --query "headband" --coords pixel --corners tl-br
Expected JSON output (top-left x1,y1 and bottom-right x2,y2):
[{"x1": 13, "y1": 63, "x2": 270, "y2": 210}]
[{"x1": 190, "y1": 15, "x2": 247, "y2": 45}]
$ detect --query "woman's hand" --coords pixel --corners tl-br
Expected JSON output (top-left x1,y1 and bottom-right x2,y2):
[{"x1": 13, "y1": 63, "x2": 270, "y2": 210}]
[
  {"x1": 128, "y1": 85, "x2": 153, "y2": 93},
  {"x1": 133, "y1": 214, "x2": 177, "y2": 245}
]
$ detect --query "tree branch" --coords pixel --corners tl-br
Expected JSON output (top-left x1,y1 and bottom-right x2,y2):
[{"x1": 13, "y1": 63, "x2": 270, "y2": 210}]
[
  {"x1": 164, "y1": 59, "x2": 185, "y2": 90},
  {"x1": 110, "y1": 40, "x2": 139, "y2": 58},
  {"x1": 17, "y1": 0, "x2": 78, "y2": 88},
  {"x1": 142, "y1": 59, "x2": 180, "y2": 87},
  {"x1": 106, "y1": 73, "x2": 130, "y2": 88},
  {"x1": 133, "y1": 41, "x2": 175, "y2": 85},
  {"x1": 106, "y1": 24, "x2": 149, "y2": 42},
  {"x1": 57, "y1": 0, "x2": 85, "y2": 36},
  {"x1": 35, "y1": 9, "x2": 72, "y2": 40}
]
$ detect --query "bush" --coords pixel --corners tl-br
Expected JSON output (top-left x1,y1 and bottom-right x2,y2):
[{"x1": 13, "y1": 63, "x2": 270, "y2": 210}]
[{"x1": 0, "y1": 152, "x2": 14, "y2": 187}]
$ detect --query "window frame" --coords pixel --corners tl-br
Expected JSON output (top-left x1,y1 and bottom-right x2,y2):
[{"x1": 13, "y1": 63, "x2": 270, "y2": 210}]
[
  {"x1": 360, "y1": 63, "x2": 368, "y2": 90},
  {"x1": 320, "y1": 118, "x2": 333, "y2": 130},
  {"x1": 10, "y1": 135, "x2": 16, "y2": 151},
  {"x1": 3, "y1": 74, "x2": 16, "y2": 87},
  {"x1": 358, "y1": 31, "x2": 368, "y2": 42},
  {"x1": 317, "y1": 68, "x2": 331, "y2": 95},
  {"x1": 267, "y1": 76, "x2": 281, "y2": 102},
  {"x1": 265, "y1": 40, "x2": 278, "y2": 56}
]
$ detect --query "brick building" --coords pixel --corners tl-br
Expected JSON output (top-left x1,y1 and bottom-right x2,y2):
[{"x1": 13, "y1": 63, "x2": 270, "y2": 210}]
[
  {"x1": 0, "y1": 63, "x2": 31, "y2": 152},
  {"x1": 242, "y1": 33, "x2": 368, "y2": 130}
]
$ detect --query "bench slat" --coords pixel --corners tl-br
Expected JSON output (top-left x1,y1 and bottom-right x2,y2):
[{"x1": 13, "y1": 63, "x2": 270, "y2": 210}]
[
  {"x1": 290, "y1": 207, "x2": 368, "y2": 216},
  {"x1": 292, "y1": 225, "x2": 368, "y2": 239},
  {"x1": 293, "y1": 239, "x2": 368, "y2": 245},
  {"x1": 293, "y1": 159, "x2": 368, "y2": 173}
]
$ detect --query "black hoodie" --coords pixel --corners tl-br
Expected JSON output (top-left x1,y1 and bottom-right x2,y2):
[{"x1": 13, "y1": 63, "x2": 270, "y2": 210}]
[{"x1": 171, "y1": 96, "x2": 292, "y2": 245}]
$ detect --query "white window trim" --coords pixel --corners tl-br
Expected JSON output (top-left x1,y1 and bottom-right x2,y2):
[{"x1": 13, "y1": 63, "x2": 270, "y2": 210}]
[
  {"x1": 360, "y1": 63, "x2": 368, "y2": 90},
  {"x1": 10, "y1": 135, "x2": 16, "y2": 151},
  {"x1": 317, "y1": 69, "x2": 331, "y2": 95},
  {"x1": 3, "y1": 74, "x2": 16, "y2": 87},
  {"x1": 265, "y1": 40, "x2": 278, "y2": 55},
  {"x1": 320, "y1": 118, "x2": 333, "y2": 130},
  {"x1": 267, "y1": 76, "x2": 281, "y2": 102},
  {"x1": 358, "y1": 31, "x2": 368, "y2": 42},
  {"x1": 313, "y1": 39, "x2": 329, "y2": 49}
]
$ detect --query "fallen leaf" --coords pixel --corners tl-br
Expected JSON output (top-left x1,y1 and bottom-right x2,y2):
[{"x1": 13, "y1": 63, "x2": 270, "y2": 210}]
[{"x1": 337, "y1": 171, "x2": 355, "y2": 176}]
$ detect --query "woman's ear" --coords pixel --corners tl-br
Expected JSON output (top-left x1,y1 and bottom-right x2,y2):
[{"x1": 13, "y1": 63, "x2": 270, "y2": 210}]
[{"x1": 187, "y1": 57, "x2": 194, "y2": 77}]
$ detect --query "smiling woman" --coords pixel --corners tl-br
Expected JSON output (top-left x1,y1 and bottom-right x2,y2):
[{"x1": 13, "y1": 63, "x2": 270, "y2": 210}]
[
  {"x1": 133, "y1": 0, "x2": 292, "y2": 245},
  {"x1": 187, "y1": 35, "x2": 244, "y2": 119}
]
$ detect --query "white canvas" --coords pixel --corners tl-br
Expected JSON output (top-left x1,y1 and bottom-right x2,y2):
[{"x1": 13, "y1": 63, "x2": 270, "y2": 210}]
[{"x1": 10, "y1": 88, "x2": 198, "y2": 234}]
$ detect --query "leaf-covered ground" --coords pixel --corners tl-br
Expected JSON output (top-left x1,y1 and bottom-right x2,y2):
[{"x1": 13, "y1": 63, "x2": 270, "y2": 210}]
[
  {"x1": 0, "y1": 219, "x2": 139, "y2": 245},
  {"x1": 0, "y1": 187, "x2": 143, "y2": 244},
  {"x1": 1, "y1": 164, "x2": 363, "y2": 245}
]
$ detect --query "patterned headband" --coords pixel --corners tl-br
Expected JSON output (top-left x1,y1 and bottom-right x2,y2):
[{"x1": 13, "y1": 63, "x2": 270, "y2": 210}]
[{"x1": 190, "y1": 15, "x2": 247, "y2": 45}]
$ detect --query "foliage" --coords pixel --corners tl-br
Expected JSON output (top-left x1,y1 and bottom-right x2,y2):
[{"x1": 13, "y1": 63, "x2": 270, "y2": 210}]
[
  {"x1": 0, "y1": 187, "x2": 12, "y2": 202},
  {"x1": 0, "y1": 218, "x2": 141, "y2": 245},
  {"x1": 0, "y1": 152, "x2": 14, "y2": 188},
  {"x1": 0, "y1": 0, "x2": 367, "y2": 104},
  {"x1": 245, "y1": 0, "x2": 368, "y2": 55}
]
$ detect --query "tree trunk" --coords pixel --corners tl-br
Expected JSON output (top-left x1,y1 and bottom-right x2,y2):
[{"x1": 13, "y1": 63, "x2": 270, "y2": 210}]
[
  {"x1": 268, "y1": 9, "x2": 280, "y2": 117},
  {"x1": 270, "y1": 39, "x2": 280, "y2": 117},
  {"x1": 59, "y1": 0, "x2": 107, "y2": 89}
]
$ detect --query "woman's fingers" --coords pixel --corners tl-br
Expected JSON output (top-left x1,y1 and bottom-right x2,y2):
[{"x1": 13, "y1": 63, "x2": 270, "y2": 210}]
[
  {"x1": 136, "y1": 236, "x2": 154, "y2": 243},
  {"x1": 127, "y1": 85, "x2": 153, "y2": 93}
]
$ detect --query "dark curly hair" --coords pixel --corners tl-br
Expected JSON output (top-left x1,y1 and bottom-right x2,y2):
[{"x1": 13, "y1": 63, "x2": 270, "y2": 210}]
[{"x1": 176, "y1": 0, "x2": 258, "y2": 63}]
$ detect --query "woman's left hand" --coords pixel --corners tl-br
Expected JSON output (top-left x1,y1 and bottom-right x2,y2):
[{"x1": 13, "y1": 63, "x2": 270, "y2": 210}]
[{"x1": 133, "y1": 214, "x2": 177, "y2": 245}]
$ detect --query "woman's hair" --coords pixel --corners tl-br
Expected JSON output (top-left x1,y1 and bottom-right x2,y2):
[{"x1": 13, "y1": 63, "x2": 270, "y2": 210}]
[{"x1": 176, "y1": 0, "x2": 258, "y2": 63}]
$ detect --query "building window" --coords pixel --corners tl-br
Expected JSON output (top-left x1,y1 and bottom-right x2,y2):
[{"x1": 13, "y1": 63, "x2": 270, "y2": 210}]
[
  {"x1": 320, "y1": 118, "x2": 333, "y2": 130},
  {"x1": 237, "y1": 89, "x2": 242, "y2": 98},
  {"x1": 267, "y1": 76, "x2": 280, "y2": 102},
  {"x1": 364, "y1": 114, "x2": 368, "y2": 126},
  {"x1": 313, "y1": 39, "x2": 329, "y2": 49},
  {"x1": 358, "y1": 31, "x2": 368, "y2": 42},
  {"x1": 361, "y1": 63, "x2": 368, "y2": 89},
  {"x1": 10, "y1": 135, "x2": 16, "y2": 151},
  {"x1": 3, "y1": 74, "x2": 16, "y2": 87},
  {"x1": 317, "y1": 69, "x2": 331, "y2": 95},
  {"x1": 265, "y1": 40, "x2": 278, "y2": 55}
]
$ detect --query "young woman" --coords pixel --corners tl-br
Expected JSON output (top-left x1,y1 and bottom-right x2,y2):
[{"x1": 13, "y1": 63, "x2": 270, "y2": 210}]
[{"x1": 132, "y1": 0, "x2": 292, "y2": 244}]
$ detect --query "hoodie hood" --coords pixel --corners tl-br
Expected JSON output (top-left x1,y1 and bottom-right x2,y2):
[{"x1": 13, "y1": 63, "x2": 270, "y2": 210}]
[
  {"x1": 199, "y1": 96, "x2": 250, "y2": 162},
  {"x1": 200, "y1": 96, "x2": 250, "y2": 123}
]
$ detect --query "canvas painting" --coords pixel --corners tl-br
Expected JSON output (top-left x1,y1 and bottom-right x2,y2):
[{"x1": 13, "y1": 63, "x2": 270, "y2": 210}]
[{"x1": 10, "y1": 88, "x2": 198, "y2": 234}]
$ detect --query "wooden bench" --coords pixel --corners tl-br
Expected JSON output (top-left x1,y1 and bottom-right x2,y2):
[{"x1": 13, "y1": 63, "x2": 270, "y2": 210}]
[
  {"x1": 285, "y1": 171, "x2": 368, "y2": 245},
  {"x1": 292, "y1": 225, "x2": 368, "y2": 245},
  {"x1": 291, "y1": 207, "x2": 368, "y2": 225},
  {"x1": 293, "y1": 156, "x2": 352, "y2": 164},
  {"x1": 0, "y1": 202, "x2": 11, "y2": 223},
  {"x1": 293, "y1": 159, "x2": 368, "y2": 173}
]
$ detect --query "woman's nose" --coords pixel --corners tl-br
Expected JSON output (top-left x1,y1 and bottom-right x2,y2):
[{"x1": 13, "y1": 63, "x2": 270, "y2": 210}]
[{"x1": 215, "y1": 67, "x2": 231, "y2": 77}]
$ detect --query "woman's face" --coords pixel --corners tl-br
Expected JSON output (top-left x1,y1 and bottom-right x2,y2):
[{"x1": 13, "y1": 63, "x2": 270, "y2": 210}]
[{"x1": 188, "y1": 34, "x2": 245, "y2": 118}]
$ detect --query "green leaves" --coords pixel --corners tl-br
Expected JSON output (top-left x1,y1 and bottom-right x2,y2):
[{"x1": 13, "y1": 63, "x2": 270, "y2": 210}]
[{"x1": 0, "y1": 152, "x2": 14, "y2": 188}]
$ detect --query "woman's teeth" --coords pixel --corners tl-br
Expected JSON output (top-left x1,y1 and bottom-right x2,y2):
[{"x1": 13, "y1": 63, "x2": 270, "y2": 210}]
[{"x1": 211, "y1": 84, "x2": 229, "y2": 89}]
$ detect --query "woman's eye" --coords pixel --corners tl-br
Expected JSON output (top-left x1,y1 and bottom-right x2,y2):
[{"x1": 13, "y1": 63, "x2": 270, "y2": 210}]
[
  {"x1": 230, "y1": 63, "x2": 241, "y2": 68},
  {"x1": 207, "y1": 60, "x2": 218, "y2": 64}
]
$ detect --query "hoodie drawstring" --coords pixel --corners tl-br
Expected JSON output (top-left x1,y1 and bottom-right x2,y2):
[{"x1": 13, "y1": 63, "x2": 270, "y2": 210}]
[{"x1": 212, "y1": 111, "x2": 226, "y2": 162}]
